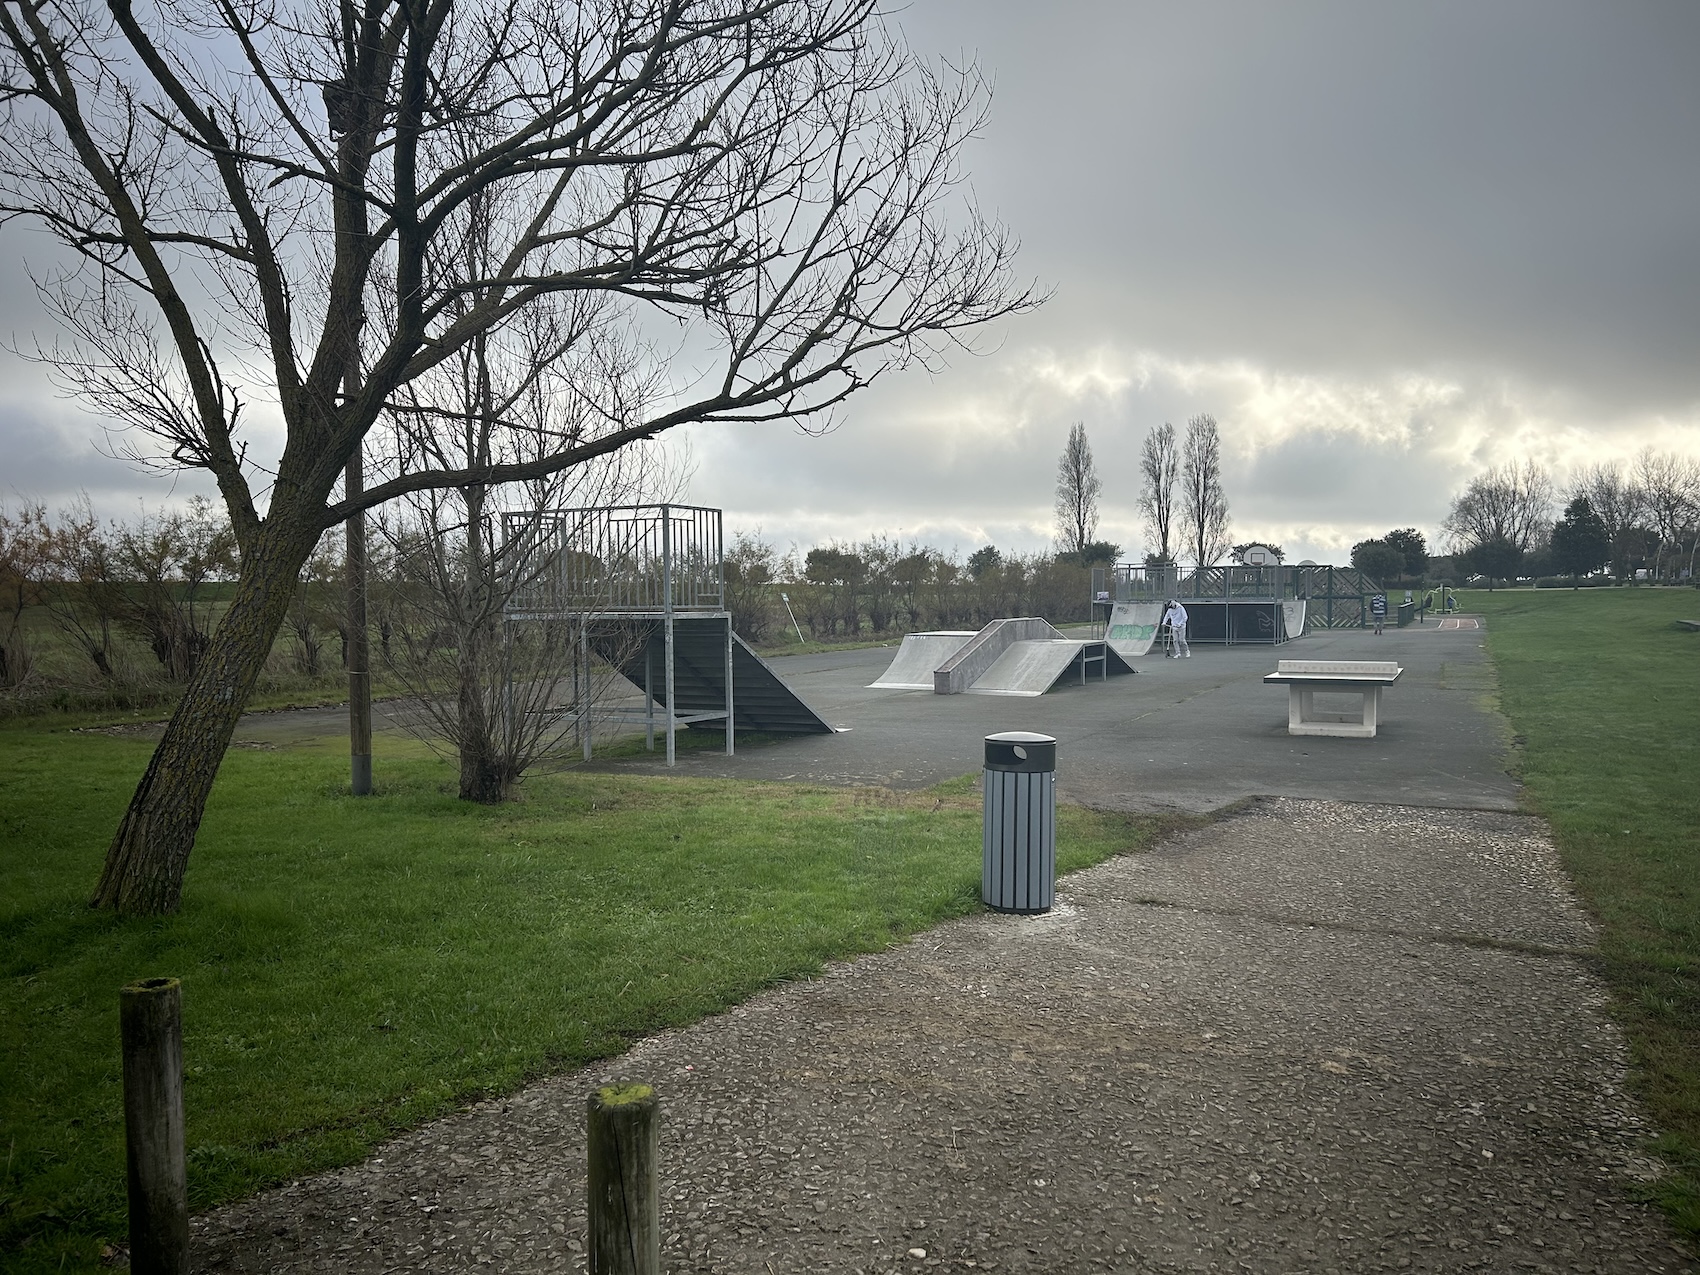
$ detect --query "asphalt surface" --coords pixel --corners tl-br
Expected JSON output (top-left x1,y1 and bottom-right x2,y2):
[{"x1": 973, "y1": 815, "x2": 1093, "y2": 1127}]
[{"x1": 602, "y1": 619, "x2": 1517, "y2": 813}]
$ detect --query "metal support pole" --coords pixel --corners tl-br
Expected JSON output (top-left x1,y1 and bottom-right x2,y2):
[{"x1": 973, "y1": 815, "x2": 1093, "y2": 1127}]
[
  {"x1": 121, "y1": 977, "x2": 187, "y2": 1275},
  {"x1": 724, "y1": 614, "x2": 735, "y2": 756},
  {"x1": 663, "y1": 512, "x2": 675, "y2": 767},
  {"x1": 664, "y1": 612, "x2": 676, "y2": 767},
  {"x1": 644, "y1": 639, "x2": 655, "y2": 751},
  {"x1": 581, "y1": 619, "x2": 592, "y2": 762},
  {"x1": 570, "y1": 618, "x2": 580, "y2": 747}
]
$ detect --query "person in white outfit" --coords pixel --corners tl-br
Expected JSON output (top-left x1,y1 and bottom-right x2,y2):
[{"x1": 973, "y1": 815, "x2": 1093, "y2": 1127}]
[{"x1": 1164, "y1": 600, "x2": 1190, "y2": 657}]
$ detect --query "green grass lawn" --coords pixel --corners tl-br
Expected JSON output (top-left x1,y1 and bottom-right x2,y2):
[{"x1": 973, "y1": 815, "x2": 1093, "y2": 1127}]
[
  {"x1": 0, "y1": 723, "x2": 1167, "y2": 1271},
  {"x1": 1464, "y1": 587, "x2": 1700, "y2": 1236}
]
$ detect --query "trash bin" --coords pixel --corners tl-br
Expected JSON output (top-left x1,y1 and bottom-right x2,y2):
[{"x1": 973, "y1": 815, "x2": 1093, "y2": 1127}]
[{"x1": 982, "y1": 731, "x2": 1057, "y2": 914}]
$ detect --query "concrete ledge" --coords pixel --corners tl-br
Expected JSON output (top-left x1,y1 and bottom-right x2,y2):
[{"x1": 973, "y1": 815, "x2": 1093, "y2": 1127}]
[
  {"x1": 1267, "y1": 659, "x2": 1401, "y2": 682},
  {"x1": 1287, "y1": 719, "x2": 1378, "y2": 739}
]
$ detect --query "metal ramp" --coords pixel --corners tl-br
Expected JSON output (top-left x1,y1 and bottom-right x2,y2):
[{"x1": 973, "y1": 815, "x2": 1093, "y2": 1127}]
[
  {"x1": 1106, "y1": 601, "x2": 1165, "y2": 659},
  {"x1": 967, "y1": 639, "x2": 1112, "y2": 697},
  {"x1": 593, "y1": 618, "x2": 832, "y2": 737}
]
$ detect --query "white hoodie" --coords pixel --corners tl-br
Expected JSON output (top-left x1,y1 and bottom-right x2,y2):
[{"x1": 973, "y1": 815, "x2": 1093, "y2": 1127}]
[{"x1": 1166, "y1": 602, "x2": 1188, "y2": 628}]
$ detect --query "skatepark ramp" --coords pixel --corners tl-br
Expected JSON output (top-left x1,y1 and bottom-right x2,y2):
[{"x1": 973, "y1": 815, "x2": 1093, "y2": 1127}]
[
  {"x1": 868, "y1": 631, "x2": 978, "y2": 689},
  {"x1": 593, "y1": 618, "x2": 832, "y2": 735},
  {"x1": 935, "y1": 618, "x2": 1067, "y2": 693},
  {"x1": 867, "y1": 617, "x2": 1133, "y2": 697},
  {"x1": 1106, "y1": 601, "x2": 1164, "y2": 659},
  {"x1": 969, "y1": 638, "x2": 1110, "y2": 697}
]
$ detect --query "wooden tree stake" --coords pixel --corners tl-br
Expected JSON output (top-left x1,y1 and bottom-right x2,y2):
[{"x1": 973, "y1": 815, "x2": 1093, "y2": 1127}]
[
  {"x1": 586, "y1": 1081, "x2": 659, "y2": 1275},
  {"x1": 121, "y1": 977, "x2": 187, "y2": 1274}
]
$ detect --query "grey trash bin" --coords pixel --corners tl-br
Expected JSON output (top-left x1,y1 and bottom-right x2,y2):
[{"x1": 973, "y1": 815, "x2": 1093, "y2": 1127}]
[{"x1": 982, "y1": 731, "x2": 1057, "y2": 914}]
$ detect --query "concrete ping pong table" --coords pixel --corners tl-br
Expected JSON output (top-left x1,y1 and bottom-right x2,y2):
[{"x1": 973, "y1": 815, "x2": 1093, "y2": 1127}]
[{"x1": 1263, "y1": 659, "x2": 1402, "y2": 739}]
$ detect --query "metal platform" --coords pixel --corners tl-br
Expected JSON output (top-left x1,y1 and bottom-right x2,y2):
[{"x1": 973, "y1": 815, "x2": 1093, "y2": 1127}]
[
  {"x1": 501, "y1": 503, "x2": 830, "y2": 764},
  {"x1": 1089, "y1": 563, "x2": 1384, "y2": 643}
]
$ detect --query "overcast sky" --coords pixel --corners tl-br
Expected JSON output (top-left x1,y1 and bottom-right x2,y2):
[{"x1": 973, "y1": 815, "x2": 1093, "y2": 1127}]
[{"x1": 4, "y1": 1, "x2": 1699, "y2": 564}]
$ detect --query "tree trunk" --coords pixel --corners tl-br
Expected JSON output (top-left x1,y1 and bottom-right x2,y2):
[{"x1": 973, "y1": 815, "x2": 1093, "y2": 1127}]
[
  {"x1": 456, "y1": 621, "x2": 506, "y2": 802},
  {"x1": 91, "y1": 525, "x2": 317, "y2": 915},
  {"x1": 459, "y1": 744, "x2": 510, "y2": 803}
]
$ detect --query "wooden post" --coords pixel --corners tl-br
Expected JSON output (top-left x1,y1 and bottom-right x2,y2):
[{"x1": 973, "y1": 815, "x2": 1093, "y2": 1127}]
[
  {"x1": 121, "y1": 977, "x2": 187, "y2": 1275},
  {"x1": 586, "y1": 1082, "x2": 659, "y2": 1275}
]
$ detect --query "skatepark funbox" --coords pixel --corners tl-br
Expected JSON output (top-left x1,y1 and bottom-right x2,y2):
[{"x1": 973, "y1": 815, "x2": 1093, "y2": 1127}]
[{"x1": 870, "y1": 618, "x2": 1133, "y2": 697}]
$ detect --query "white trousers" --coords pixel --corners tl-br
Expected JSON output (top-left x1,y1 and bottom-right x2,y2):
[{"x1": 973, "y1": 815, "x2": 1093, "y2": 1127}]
[{"x1": 1169, "y1": 622, "x2": 1189, "y2": 656}]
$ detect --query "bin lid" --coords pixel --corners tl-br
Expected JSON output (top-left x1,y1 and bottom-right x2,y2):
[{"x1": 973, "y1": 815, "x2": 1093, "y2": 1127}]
[{"x1": 984, "y1": 731, "x2": 1056, "y2": 773}]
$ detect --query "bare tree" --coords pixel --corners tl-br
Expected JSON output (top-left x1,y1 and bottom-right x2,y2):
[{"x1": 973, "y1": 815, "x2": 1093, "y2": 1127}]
[
  {"x1": 0, "y1": 501, "x2": 50, "y2": 689},
  {"x1": 40, "y1": 495, "x2": 126, "y2": 679},
  {"x1": 1569, "y1": 462, "x2": 1647, "y2": 579},
  {"x1": 1180, "y1": 415, "x2": 1230, "y2": 569},
  {"x1": 106, "y1": 498, "x2": 239, "y2": 681},
  {"x1": 1634, "y1": 449, "x2": 1700, "y2": 581},
  {"x1": 723, "y1": 530, "x2": 782, "y2": 642},
  {"x1": 374, "y1": 259, "x2": 659, "y2": 800},
  {"x1": 0, "y1": 0, "x2": 1036, "y2": 912},
  {"x1": 1137, "y1": 421, "x2": 1179, "y2": 564},
  {"x1": 1053, "y1": 422, "x2": 1100, "y2": 556},
  {"x1": 285, "y1": 540, "x2": 342, "y2": 676},
  {"x1": 1443, "y1": 460, "x2": 1554, "y2": 556}
]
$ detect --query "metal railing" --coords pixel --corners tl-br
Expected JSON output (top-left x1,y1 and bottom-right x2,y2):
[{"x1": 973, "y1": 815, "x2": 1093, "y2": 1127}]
[
  {"x1": 502, "y1": 504, "x2": 724, "y2": 617},
  {"x1": 1090, "y1": 563, "x2": 1384, "y2": 629}
]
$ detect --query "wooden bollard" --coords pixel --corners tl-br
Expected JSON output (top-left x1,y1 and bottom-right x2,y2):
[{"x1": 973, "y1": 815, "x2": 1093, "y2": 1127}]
[
  {"x1": 586, "y1": 1082, "x2": 659, "y2": 1275},
  {"x1": 121, "y1": 977, "x2": 188, "y2": 1275}
]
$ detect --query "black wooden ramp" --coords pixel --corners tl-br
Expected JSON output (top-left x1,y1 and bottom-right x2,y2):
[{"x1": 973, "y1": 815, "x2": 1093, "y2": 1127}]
[{"x1": 593, "y1": 617, "x2": 833, "y2": 735}]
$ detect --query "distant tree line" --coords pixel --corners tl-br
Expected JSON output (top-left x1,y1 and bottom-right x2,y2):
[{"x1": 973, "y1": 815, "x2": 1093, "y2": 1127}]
[
  {"x1": 0, "y1": 494, "x2": 1129, "y2": 711},
  {"x1": 0, "y1": 495, "x2": 400, "y2": 703},
  {"x1": 1348, "y1": 529, "x2": 1430, "y2": 587},
  {"x1": 724, "y1": 532, "x2": 1105, "y2": 645},
  {"x1": 0, "y1": 497, "x2": 243, "y2": 698},
  {"x1": 1438, "y1": 452, "x2": 1700, "y2": 589}
]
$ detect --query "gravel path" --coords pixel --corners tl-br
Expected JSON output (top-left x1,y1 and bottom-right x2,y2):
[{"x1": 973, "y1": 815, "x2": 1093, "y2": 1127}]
[{"x1": 193, "y1": 799, "x2": 1686, "y2": 1273}]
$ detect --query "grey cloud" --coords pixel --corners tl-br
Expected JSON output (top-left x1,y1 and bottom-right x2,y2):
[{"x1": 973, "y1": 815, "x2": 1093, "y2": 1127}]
[
  {"x1": 898, "y1": 0, "x2": 1700, "y2": 408},
  {"x1": 0, "y1": 398, "x2": 219, "y2": 514},
  {"x1": 3, "y1": 1, "x2": 1697, "y2": 564}
]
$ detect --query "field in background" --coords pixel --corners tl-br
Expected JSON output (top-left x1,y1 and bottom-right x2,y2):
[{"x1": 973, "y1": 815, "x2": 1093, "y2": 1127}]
[
  {"x1": 1465, "y1": 587, "x2": 1700, "y2": 1237},
  {"x1": 0, "y1": 724, "x2": 1167, "y2": 1272}
]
